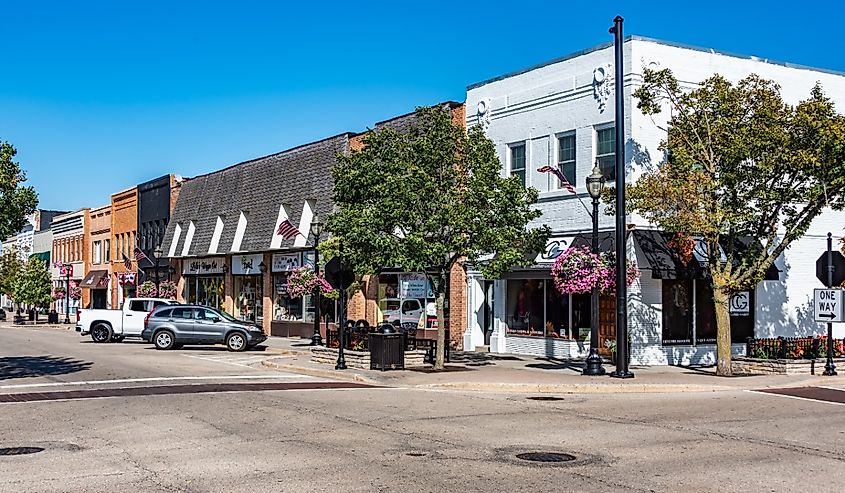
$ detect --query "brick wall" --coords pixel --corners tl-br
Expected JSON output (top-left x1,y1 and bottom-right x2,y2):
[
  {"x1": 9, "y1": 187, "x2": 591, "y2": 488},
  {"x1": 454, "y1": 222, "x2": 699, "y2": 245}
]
[
  {"x1": 449, "y1": 262, "x2": 466, "y2": 350},
  {"x1": 111, "y1": 188, "x2": 138, "y2": 307}
]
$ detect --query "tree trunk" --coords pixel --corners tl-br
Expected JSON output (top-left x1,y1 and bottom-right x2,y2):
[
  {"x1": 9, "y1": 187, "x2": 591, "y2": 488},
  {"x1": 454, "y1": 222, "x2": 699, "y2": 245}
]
[
  {"x1": 434, "y1": 291, "x2": 446, "y2": 370},
  {"x1": 713, "y1": 287, "x2": 733, "y2": 376}
]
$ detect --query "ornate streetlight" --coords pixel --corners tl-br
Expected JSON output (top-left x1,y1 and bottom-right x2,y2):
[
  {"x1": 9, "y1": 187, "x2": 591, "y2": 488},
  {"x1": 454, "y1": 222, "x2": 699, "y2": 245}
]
[
  {"x1": 583, "y1": 165, "x2": 607, "y2": 376},
  {"x1": 153, "y1": 245, "x2": 163, "y2": 292},
  {"x1": 309, "y1": 213, "x2": 324, "y2": 346}
]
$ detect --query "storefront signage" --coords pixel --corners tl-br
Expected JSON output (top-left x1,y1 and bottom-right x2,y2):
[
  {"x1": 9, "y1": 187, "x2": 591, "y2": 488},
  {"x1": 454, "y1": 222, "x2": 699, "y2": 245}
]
[
  {"x1": 536, "y1": 237, "x2": 574, "y2": 263},
  {"x1": 232, "y1": 253, "x2": 264, "y2": 275},
  {"x1": 272, "y1": 253, "x2": 301, "y2": 272},
  {"x1": 729, "y1": 291, "x2": 750, "y2": 316},
  {"x1": 183, "y1": 257, "x2": 225, "y2": 275},
  {"x1": 400, "y1": 273, "x2": 428, "y2": 298}
]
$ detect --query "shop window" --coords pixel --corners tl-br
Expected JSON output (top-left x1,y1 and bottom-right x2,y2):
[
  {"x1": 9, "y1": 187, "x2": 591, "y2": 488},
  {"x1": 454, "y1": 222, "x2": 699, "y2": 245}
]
[
  {"x1": 187, "y1": 276, "x2": 224, "y2": 310},
  {"x1": 273, "y1": 273, "x2": 304, "y2": 321},
  {"x1": 377, "y1": 273, "x2": 436, "y2": 328},
  {"x1": 234, "y1": 276, "x2": 263, "y2": 323},
  {"x1": 662, "y1": 279, "x2": 693, "y2": 345},
  {"x1": 662, "y1": 279, "x2": 755, "y2": 345}
]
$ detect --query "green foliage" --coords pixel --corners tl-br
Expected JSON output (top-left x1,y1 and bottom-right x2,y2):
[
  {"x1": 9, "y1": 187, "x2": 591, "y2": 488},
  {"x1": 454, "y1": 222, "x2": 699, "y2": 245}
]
[
  {"x1": 631, "y1": 68, "x2": 845, "y2": 375},
  {"x1": 0, "y1": 248, "x2": 23, "y2": 297},
  {"x1": 0, "y1": 141, "x2": 39, "y2": 240},
  {"x1": 328, "y1": 105, "x2": 549, "y2": 281},
  {"x1": 12, "y1": 257, "x2": 52, "y2": 307}
]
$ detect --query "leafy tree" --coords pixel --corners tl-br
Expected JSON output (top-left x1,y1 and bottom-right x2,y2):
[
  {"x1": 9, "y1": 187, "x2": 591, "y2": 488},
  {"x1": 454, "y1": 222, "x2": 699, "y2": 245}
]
[
  {"x1": 0, "y1": 247, "x2": 23, "y2": 299},
  {"x1": 328, "y1": 106, "x2": 549, "y2": 369},
  {"x1": 12, "y1": 257, "x2": 53, "y2": 311},
  {"x1": 631, "y1": 68, "x2": 845, "y2": 376},
  {"x1": 0, "y1": 141, "x2": 39, "y2": 240}
]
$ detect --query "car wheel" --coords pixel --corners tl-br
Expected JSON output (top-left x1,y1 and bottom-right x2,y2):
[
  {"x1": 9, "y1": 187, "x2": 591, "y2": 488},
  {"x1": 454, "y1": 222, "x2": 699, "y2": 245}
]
[
  {"x1": 91, "y1": 324, "x2": 112, "y2": 343},
  {"x1": 154, "y1": 330, "x2": 175, "y2": 350},
  {"x1": 226, "y1": 332, "x2": 247, "y2": 352}
]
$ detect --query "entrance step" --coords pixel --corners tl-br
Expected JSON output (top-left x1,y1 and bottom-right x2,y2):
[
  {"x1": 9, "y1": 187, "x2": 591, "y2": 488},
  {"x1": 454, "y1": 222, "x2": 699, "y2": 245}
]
[{"x1": 475, "y1": 345, "x2": 490, "y2": 353}]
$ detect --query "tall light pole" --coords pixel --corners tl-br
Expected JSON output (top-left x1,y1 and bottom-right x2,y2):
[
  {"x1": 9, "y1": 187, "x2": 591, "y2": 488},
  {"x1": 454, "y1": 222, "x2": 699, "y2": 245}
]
[
  {"x1": 310, "y1": 213, "x2": 324, "y2": 346},
  {"x1": 63, "y1": 264, "x2": 72, "y2": 324},
  {"x1": 609, "y1": 15, "x2": 633, "y2": 378},
  {"x1": 153, "y1": 245, "x2": 163, "y2": 293},
  {"x1": 583, "y1": 165, "x2": 606, "y2": 376}
]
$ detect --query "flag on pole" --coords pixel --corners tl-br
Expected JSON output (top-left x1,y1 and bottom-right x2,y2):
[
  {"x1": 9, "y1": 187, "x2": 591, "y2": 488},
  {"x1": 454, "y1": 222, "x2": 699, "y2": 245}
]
[
  {"x1": 133, "y1": 247, "x2": 149, "y2": 263},
  {"x1": 276, "y1": 219, "x2": 302, "y2": 240},
  {"x1": 537, "y1": 166, "x2": 577, "y2": 194},
  {"x1": 123, "y1": 254, "x2": 132, "y2": 271}
]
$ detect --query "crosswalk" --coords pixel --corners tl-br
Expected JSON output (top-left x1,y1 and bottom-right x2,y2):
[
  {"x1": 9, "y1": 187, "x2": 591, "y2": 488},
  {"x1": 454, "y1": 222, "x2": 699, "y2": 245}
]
[{"x1": 181, "y1": 353, "x2": 274, "y2": 369}]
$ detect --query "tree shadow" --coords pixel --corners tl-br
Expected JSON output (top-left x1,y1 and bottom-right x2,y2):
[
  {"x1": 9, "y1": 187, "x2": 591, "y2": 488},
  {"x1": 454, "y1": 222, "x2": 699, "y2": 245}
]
[{"x1": 0, "y1": 356, "x2": 93, "y2": 381}]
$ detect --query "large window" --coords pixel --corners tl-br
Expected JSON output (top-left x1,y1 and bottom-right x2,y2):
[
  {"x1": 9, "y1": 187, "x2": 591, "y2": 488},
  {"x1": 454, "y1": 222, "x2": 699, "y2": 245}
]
[
  {"x1": 273, "y1": 273, "x2": 304, "y2": 321},
  {"x1": 557, "y1": 133, "x2": 576, "y2": 187},
  {"x1": 234, "y1": 276, "x2": 263, "y2": 323},
  {"x1": 186, "y1": 276, "x2": 224, "y2": 311},
  {"x1": 92, "y1": 241, "x2": 102, "y2": 264},
  {"x1": 377, "y1": 273, "x2": 436, "y2": 328},
  {"x1": 510, "y1": 144, "x2": 526, "y2": 187},
  {"x1": 104, "y1": 239, "x2": 110, "y2": 262},
  {"x1": 505, "y1": 279, "x2": 589, "y2": 339},
  {"x1": 661, "y1": 279, "x2": 755, "y2": 345},
  {"x1": 596, "y1": 127, "x2": 616, "y2": 181}
]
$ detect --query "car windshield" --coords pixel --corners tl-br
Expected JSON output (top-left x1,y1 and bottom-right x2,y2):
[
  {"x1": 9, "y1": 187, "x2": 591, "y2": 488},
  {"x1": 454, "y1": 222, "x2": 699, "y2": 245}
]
[{"x1": 212, "y1": 309, "x2": 239, "y2": 323}]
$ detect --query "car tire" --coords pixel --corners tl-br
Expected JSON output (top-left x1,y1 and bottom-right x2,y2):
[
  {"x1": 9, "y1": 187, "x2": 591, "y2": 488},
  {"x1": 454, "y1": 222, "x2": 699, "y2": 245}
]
[
  {"x1": 226, "y1": 332, "x2": 247, "y2": 352},
  {"x1": 153, "y1": 330, "x2": 175, "y2": 350},
  {"x1": 91, "y1": 323, "x2": 112, "y2": 343}
]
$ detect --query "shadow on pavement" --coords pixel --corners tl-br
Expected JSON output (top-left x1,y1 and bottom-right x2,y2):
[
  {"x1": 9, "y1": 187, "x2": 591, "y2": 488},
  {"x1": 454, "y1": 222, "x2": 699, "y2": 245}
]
[
  {"x1": 0, "y1": 356, "x2": 93, "y2": 381},
  {"x1": 682, "y1": 365, "x2": 763, "y2": 378}
]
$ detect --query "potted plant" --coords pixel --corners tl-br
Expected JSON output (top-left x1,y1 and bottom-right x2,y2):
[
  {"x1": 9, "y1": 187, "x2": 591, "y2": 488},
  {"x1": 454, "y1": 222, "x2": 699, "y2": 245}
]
[{"x1": 604, "y1": 337, "x2": 632, "y2": 366}]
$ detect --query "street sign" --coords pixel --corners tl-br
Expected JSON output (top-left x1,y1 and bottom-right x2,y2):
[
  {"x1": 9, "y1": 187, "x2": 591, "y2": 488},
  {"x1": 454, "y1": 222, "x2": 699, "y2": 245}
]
[
  {"x1": 815, "y1": 250, "x2": 845, "y2": 286},
  {"x1": 813, "y1": 288, "x2": 845, "y2": 323}
]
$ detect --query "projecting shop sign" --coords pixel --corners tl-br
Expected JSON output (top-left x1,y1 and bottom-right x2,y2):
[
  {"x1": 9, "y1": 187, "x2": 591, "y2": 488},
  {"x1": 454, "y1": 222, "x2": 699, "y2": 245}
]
[{"x1": 813, "y1": 289, "x2": 845, "y2": 323}]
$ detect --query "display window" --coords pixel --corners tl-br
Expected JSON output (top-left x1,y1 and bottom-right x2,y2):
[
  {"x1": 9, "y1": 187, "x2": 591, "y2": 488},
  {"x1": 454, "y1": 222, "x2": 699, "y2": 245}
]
[
  {"x1": 661, "y1": 279, "x2": 754, "y2": 345},
  {"x1": 376, "y1": 273, "x2": 436, "y2": 328},
  {"x1": 505, "y1": 279, "x2": 589, "y2": 339},
  {"x1": 186, "y1": 276, "x2": 224, "y2": 310},
  {"x1": 234, "y1": 276, "x2": 263, "y2": 323},
  {"x1": 273, "y1": 273, "x2": 304, "y2": 321}
]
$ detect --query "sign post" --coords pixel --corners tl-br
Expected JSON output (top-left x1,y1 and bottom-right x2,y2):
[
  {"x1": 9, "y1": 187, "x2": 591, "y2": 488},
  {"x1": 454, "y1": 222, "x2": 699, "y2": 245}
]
[{"x1": 821, "y1": 233, "x2": 838, "y2": 376}]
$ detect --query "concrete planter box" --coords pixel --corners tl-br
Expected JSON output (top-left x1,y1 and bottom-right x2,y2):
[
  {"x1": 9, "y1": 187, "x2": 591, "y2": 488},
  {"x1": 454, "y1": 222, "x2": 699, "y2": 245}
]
[
  {"x1": 732, "y1": 356, "x2": 845, "y2": 375},
  {"x1": 310, "y1": 346, "x2": 428, "y2": 370}
]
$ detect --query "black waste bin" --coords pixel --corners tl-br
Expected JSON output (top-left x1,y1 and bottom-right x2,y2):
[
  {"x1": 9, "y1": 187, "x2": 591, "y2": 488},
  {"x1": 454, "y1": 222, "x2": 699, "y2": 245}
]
[
  {"x1": 369, "y1": 330, "x2": 405, "y2": 371},
  {"x1": 28, "y1": 309, "x2": 35, "y2": 321},
  {"x1": 48, "y1": 311, "x2": 59, "y2": 324}
]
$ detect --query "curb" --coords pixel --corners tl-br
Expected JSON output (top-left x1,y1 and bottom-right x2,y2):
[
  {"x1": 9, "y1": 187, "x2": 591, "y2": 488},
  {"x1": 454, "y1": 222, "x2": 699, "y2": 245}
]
[
  {"x1": 414, "y1": 382, "x2": 736, "y2": 393},
  {"x1": 261, "y1": 358, "x2": 378, "y2": 385}
]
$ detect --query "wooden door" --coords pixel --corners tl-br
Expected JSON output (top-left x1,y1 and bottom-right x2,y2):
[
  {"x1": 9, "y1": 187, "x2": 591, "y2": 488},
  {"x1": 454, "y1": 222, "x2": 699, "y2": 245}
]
[{"x1": 598, "y1": 295, "x2": 616, "y2": 356}]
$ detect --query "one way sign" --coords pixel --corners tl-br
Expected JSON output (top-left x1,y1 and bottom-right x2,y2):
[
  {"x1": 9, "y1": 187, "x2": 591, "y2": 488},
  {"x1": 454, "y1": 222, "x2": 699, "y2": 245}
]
[{"x1": 813, "y1": 289, "x2": 845, "y2": 323}]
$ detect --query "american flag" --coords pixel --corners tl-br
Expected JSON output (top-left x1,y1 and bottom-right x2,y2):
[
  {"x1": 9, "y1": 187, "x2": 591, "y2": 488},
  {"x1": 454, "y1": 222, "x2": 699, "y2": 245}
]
[
  {"x1": 537, "y1": 166, "x2": 577, "y2": 194},
  {"x1": 133, "y1": 247, "x2": 149, "y2": 263},
  {"x1": 123, "y1": 254, "x2": 132, "y2": 271},
  {"x1": 276, "y1": 219, "x2": 301, "y2": 240}
]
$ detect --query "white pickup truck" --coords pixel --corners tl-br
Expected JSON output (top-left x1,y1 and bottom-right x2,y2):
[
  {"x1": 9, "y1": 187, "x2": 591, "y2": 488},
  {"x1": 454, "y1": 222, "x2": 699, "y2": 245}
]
[{"x1": 76, "y1": 298, "x2": 177, "y2": 343}]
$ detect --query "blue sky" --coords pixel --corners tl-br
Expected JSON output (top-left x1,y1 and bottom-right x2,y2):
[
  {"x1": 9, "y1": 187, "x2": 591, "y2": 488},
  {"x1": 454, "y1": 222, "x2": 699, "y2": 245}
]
[{"x1": 2, "y1": 1, "x2": 843, "y2": 211}]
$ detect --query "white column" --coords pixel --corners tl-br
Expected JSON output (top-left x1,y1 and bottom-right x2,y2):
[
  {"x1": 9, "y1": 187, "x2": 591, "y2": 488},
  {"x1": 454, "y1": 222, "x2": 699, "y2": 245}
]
[
  {"x1": 463, "y1": 271, "x2": 485, "y2": 351},
  {"x1": 490, "y1": 280, "x2": 508, "y2": 353}
]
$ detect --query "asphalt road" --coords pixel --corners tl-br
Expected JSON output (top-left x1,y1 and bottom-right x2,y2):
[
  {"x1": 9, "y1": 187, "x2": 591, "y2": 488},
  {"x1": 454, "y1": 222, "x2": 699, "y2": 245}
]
[{"x1": 0, "y1": 325, "x2": 843, "y2": 493}]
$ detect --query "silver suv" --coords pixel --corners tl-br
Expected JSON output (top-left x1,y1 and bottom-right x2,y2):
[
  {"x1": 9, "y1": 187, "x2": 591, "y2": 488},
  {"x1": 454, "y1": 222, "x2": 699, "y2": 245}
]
[{"x1": 141, "y1": 305, "x2": 267, "y2": 352}]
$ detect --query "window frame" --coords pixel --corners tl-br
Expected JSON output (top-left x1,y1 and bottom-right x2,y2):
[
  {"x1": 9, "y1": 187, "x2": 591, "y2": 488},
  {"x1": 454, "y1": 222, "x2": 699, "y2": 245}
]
[
  {"x1": 555, "y1": 131, "x2": 577, "y2": 190},
  {"x1": 595, "y1": 125, "x2": 616, "y2": 182},
  {"x1": 508, "y1": 142, "x2": 527, "y2": 187}
]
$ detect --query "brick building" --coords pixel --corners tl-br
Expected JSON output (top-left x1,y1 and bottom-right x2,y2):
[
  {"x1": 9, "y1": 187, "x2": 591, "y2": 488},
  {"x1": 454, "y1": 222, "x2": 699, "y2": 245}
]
[
  {"x1": 50, "y1": 209, "x2": 89, "y2": 316},
  {"x1": 110, "y1": 188, "x2": 138, "y2": 307},
  {"x1": 81, "y1": 204, "x2": 112, "y2": 309}
]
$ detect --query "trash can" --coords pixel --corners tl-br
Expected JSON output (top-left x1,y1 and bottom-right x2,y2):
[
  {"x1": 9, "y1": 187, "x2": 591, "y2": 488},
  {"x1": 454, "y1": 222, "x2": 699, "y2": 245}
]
[
  {"x1": 369, "y1": 327, "x2": 405, "y2": 371},
  {"x1": 48, "y1": 311, "x2": 59, "y2": 324},
  {"x1": 28, "y1": 309, "x2": 35, "y2": 321}
]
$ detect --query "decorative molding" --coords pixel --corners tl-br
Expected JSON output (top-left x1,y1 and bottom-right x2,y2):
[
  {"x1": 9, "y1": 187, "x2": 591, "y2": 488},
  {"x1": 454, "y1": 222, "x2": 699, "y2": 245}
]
[
  {"x1": 476, "y1": 98, "x2": 491, "y2": 133},
  {"x1": 593, "y1": 65, "x2": 612, "y2": 112}
]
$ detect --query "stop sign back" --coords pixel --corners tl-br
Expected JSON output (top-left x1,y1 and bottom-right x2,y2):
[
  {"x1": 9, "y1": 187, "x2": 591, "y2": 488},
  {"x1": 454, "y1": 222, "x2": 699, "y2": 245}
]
[{"x1": 816, "y1": 250, "x2": 845, "y2": 286}]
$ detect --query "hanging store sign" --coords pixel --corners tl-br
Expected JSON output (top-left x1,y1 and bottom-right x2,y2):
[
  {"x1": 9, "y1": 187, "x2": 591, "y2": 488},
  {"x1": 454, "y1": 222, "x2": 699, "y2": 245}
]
[
  {"x1": 535, "y1": 237, "x2": 575, "y2": 263},
  {"x1": 272, "y1": 252, "x2": 301, "y2": 273},
  {"x1": 183, "y1": 257, "x2": 226, "y2": 275},
  {"x1": 232, "y1": 253, "x2": 264, "y2": 275},
  {"x1": 729, "y1": 291, "x2": 750, "y2": 316}
]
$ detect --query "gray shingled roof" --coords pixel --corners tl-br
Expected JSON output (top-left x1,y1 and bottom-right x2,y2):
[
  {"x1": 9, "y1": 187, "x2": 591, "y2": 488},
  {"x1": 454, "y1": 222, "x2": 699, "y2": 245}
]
[{"x1": 162, "y1": 134, "x2": 349, "y2": 258}]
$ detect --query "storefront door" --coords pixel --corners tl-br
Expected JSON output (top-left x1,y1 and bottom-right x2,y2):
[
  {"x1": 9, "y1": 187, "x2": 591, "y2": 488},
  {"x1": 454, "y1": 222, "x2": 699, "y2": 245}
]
[
  {"x1": 483, "y1": 281, "x2": 494, "y2": 345},
  {"x1": 599, "y1": 295, "x2": 616, "y2": 356}
]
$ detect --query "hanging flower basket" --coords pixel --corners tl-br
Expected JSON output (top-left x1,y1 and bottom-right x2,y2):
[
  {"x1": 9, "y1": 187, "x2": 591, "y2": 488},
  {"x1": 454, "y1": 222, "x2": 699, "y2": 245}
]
[
  {"x1": 52, "y1": 286, "x2": 66, "y2": 301},
  {"x1": 158, "y1": 280, "x2": 177, "y2": 300},
  {"x1": 286, "y1": 267, "x2": 338, "y2": 300},
  {"x1": 137, "y1": 281, "x2": 158, "y2": 298},
  {"x1": 68, "y1": 282, "x2": 82, "y2": 301},
  {"x1": 551, "y1": 246, "x2": 639, "y2": 295}
]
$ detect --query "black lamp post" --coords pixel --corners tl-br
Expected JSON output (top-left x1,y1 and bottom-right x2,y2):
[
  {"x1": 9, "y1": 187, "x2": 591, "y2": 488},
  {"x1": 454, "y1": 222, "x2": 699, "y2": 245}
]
[
  {"x1": 583, "y1": 164, "x2": 607, "y2": 376},
  {"x1": 609, "y1": 15, "x2": 634, "y2": 378},
  {"x1": 310, "y1": 213, "x2": 324, "y2": 346},
  {"x1": 168, "y1": 266, "x2": 175, "y2": 282},
  {"x1": 153, "y1": 245, "x2": 163, "y2": 292},
  {"x1": 63, "y1": 264, "x2": 71, "y2": 324},
  {"x1": 258, "y1": 261, "x2": 267, "y2": 325}
]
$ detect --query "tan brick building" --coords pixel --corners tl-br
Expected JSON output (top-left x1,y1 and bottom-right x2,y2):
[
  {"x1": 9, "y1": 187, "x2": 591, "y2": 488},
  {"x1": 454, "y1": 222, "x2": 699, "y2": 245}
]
[
  {"x1": 110, "y1": 188, "x2": 138, "y2": 307},
  {"x1": 50, "y1": 209, "x2": 89, "y2": 318},
  {"x1": 81, "y1": 205, "x2": 112, "y2": 309}
]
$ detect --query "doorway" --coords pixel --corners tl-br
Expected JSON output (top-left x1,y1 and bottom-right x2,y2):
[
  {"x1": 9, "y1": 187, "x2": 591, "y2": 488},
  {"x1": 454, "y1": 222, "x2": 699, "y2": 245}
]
[{"x1": 482, "y1": 281, "x2": 494, "y2": 345}]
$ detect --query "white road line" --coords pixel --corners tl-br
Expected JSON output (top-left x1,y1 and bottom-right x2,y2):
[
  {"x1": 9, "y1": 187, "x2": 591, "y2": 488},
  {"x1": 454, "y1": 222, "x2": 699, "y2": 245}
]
[
  {"x1": 745, "y1": 389, "x2": 845, "y2": 407},
  {"x1": 816, "y1": 386, "x2": 845, "y2": 392},
  {"x1": 0, "y1": 375, "x2": 308, "y2": 390},
  {"x1": 182, "y1": 354, "x2": 267, "y2": 368}
]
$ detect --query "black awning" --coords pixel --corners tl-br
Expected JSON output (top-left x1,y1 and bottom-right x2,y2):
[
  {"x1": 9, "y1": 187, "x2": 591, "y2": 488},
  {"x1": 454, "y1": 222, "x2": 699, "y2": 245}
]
[
  {"x1": 632, "y1": 230, "x2": 780, "y2": 281},
  {"x1": 571, "y1": 231, "x2": 618, "y2": 253},
  {"x1": 81, "y1": 270, "x2": 109, "y2": 289}
]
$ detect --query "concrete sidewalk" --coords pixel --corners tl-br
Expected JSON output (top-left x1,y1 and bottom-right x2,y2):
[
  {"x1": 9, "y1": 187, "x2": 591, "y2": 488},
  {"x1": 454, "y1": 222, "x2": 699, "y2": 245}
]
[{"x1": 257, "y1": 337, "x2": 838, "y2": 393}]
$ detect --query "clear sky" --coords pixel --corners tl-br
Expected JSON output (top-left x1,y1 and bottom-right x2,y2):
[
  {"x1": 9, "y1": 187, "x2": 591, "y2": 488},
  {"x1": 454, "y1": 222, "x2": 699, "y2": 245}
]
[{"x1": 2, "y1": 1, "x2": 843, "y2": 211}]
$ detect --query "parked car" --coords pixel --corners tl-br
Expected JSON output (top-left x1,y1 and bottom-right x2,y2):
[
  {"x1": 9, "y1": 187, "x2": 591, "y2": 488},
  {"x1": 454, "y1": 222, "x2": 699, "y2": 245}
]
[
  {"x1": 141, "y1": 305, "x2": 267, "y2": 352},
  {"x1": 76, "y1": 298, "x2": 177, "y2": 343}
]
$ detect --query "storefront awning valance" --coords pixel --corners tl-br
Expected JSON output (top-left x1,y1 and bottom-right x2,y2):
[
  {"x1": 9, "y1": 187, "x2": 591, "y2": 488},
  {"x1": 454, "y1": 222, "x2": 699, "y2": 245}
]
[
  {"x1": 30, "y1": 251, "x2": 50, "y2": 263},
  {"x1": 633, "y1": 230, "x2": 780, "y2": 281},
  {"x1": 81, "y1": 270, "x2": 109, "y2": 289}
]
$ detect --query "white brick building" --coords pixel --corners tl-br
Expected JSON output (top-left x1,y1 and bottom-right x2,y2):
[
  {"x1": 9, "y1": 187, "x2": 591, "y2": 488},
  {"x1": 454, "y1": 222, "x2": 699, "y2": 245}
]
[{"x1": 462, "y1": 36, "x2": 845, "y2": 365}]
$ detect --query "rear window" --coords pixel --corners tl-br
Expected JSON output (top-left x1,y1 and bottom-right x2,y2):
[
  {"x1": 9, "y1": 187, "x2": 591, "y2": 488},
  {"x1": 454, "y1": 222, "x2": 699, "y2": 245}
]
[
  {"x1": 171, "y1": 308, "x2": 194, "y2": 320},
  {"x1": 152, "y1": 300, "x2": 168, "y2": 309},
  {"x1": 129, "y1": 300, "x2": 148, "y2": 312},
  {"x1": 153, "y1": 308, "x2": 173, "y2": 318}
]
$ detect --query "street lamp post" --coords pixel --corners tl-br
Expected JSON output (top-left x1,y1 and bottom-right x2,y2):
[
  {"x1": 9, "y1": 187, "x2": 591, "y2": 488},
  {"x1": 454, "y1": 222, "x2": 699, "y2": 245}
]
[
  {"x1": 310, "y1": 213, "x2": 324, "y2": 346},
  {"x1": 63, "y1": 266, "x2": 71, "y2": 324},
  {"x1": 153, "y1": 245, "x2": 163, "y2": 293},
  {"x1": 583, "y1": 165, "x2": 606, "y2": 376}
]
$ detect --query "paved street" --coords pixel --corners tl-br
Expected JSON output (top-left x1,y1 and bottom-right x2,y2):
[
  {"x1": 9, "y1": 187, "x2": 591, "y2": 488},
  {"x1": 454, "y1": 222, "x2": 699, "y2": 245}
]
[{"x1": 0, "y1": 325, "x2": 843, "y2": 493}]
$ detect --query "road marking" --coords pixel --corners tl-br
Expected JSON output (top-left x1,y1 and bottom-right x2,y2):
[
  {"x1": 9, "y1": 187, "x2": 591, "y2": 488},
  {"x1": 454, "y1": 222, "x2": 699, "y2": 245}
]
[
  {"x1": 0, "y1": 374, "x2": 309, "y2": 390},
  {"x1": 182, "y1": 354, "x2": 269, "y2": 368},
  {"x1": 747, "y1": 387, "x2": 845, "y2": 407}
]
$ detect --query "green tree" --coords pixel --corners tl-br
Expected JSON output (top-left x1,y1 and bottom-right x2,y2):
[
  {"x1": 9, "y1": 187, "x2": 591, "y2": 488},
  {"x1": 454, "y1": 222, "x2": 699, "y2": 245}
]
[
  {"x1": 0, "y1": 248, "x2": 23, "y2": 299},
  {"x1": 0, "y1": 141, "x2": 39, "y2": 240},
  {"x1": 631, "y1": 68, "x2": 845, "y2": 376},
  {"x1": 12, "y1": 257, "x2": 53, "y2": 311},
  {"x1": 328, "y1": 106, "x2": 549, "y2": 369}
]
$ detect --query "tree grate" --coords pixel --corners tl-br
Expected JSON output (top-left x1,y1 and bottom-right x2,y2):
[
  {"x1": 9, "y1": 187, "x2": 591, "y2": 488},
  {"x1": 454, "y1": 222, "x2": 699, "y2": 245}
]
[
  {"x1": 516, "y1": 452, "x2": 575, "y2": 463},
  {"x1": 0, "y1": 447, "x2": 44, "y2": 456}
]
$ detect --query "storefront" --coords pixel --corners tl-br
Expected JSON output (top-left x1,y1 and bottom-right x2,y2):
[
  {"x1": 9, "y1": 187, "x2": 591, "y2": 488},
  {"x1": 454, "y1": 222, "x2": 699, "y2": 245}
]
[
  {"x1": 52, "y1": 261, "x2": 84, "y2": 315},
  {"x1": 375, "y1": 272, "x2": 437, "y2": 328},
  {"x1": 269, "y1": 251, "x2": 328, "y2": 338},
  {"x1": 231, "y1": 253, "x2": 264, "y2": 324},
  {"x1": 116, "y1": 272, "x2": 137, "y2": 306},
  {"x1": 80, "y1": 270, "x2": 110, "y2": 309},
  {"x1": 182, "y1": 257, "x2": 225, "y2": 310}
]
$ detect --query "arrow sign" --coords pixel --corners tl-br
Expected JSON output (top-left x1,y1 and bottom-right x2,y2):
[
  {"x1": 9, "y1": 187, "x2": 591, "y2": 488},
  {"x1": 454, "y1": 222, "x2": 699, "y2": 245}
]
[{"x1": 813, "y1": 289, "x2": 845, "y2": 323}]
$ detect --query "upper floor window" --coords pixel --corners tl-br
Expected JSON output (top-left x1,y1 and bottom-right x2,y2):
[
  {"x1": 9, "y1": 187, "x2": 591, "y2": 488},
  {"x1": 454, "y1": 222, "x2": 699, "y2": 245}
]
[
  {"x1": 510, "y1": 144, "x2": 526, "y2": 187},
  {"x1": 557, "y1": 133, "x2": 576, "y2": 187},
  {"x1": 596, "y1": 127, "x2": 616, "y2": 181},
  {"x1": 104, "y1": 239, "x2": 111, "y2": 262},
  {"x1": 92, "y1": 240, "x2": 101, "y2": 264}
]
